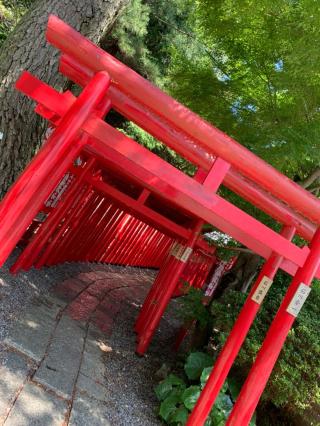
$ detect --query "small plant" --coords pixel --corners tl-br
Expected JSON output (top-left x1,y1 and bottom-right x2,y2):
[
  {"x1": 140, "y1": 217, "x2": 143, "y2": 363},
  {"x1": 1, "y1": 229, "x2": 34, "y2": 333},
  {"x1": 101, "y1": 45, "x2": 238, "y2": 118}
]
[
  {"x1": 178, "y1": 287, "x2": 212, "y2": 330},
  {"x1": 155, "y1": 351, "x2": 256, "y2": 425}
]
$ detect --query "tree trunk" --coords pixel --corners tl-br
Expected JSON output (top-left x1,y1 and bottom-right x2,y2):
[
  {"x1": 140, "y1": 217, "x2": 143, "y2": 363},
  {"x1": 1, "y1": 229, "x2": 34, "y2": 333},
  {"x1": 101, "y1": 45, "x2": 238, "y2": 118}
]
[
  {"x1": 216, "y1": 252, "x2": 261, "y2": 297},
  {"x1": 0, "y1": 0, "x2": 129, "y2": 198}
]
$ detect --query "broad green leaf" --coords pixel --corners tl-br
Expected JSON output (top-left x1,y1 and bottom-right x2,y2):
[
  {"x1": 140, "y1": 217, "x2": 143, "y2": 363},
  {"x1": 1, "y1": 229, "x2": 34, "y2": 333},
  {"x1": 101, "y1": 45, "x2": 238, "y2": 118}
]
[
  {"x1": 169, "y1": 406, "x2": 189, "y2": 425},
  {"x1": 204, "y1": 418, "x2": 213, "y2": 426},
  {"x1": 215, "y1": 392, "x2": 233, "y2": 416},
  {"x1": 209, "y1": 406, "x2": 226, "y2": 425},
  {"x1": 159, "y1": 393, "x2": 181, "y2": 422},
  {"x1": 165, "y1": 374, "x2": 186, "y2": 388},
  {"x1": 184, "y1": 352, "x2": 212, "y2": 380},
  {"x1": 182, "y1": 385, "x2": 201, "y2": 410},
  {"x1": 155, "y1": 381, "x2": 173, "y2": 402},
  {"x1": 155, "y1": 374, "x2": 186, "y2": 401}
]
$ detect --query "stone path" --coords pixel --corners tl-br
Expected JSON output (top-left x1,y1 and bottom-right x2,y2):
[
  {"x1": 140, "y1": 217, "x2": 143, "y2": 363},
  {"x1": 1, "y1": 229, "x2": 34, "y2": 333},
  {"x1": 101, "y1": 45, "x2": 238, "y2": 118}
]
[{"x1": 0, "y1": 264, "x2": 176, "y2": 425}]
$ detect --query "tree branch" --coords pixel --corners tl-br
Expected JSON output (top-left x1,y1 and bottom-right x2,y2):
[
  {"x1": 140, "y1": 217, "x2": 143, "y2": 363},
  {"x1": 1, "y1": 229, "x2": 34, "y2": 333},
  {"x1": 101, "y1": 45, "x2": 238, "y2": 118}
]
[
  {"x1": 215, "y1": 245, "x2": 254, "y2": 254},
  {"x1": 299, "y1": 166, "x2": 320, "y2": 189}
]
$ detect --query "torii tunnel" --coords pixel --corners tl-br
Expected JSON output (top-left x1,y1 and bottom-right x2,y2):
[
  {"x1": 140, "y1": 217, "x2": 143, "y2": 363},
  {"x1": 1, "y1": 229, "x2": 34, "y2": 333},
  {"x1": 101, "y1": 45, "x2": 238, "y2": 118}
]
[{"x1": 0, "y1": 15, "x2": 319, "y2": 426}]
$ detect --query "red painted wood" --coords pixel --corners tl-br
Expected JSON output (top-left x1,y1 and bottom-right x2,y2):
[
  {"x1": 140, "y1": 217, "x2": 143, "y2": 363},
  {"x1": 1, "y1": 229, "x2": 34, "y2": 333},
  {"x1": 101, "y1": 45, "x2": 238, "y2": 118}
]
[
  {"x1": 59, "y1": 54, "x2": 317, "y2": 242},
  {"x1": 226, "y1": 227, "x2": 320, "y2": 425},
  {"x1": 187, "y1": 225, "x2": 296, "y2": 426},
  {"x1": 83, "y1": 120, "x2": 312, "y2": 276},
  {"x1": 0, "y1": 71, "x2": 110, "y2": 266},
  {"x1": 10, "y1": 158, "x2": 96, "y2": 273},
  {"x1": 47, "y1": 15, "x2": 320, "y2": 224}
]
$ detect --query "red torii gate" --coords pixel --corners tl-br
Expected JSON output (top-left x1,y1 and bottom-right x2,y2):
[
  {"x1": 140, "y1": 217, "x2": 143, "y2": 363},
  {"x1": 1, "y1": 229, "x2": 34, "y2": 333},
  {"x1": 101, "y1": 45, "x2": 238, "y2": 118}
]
[{"x1": 0, "y1": 15, "x2": 319, "y2": 425}]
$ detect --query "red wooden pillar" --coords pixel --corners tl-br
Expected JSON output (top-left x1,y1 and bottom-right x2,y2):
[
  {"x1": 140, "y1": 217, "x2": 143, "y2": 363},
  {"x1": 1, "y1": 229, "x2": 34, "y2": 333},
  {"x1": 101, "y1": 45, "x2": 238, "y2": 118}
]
[
  {"x1": 136, "y1": 222, "x2": 203, "y2": 355},
  {"x1": 0, "y1": 71, "x2": 110, "y2": 266},
  {"x1": 134, "y1": 243, "x2": 175, "y2": 333},
  {"x1": 135, "y1": 158, "x2": 230, "y2": 354},
  {"x1": 35, "y1": 187, "x2": 96, "y2": 267},
  {"x1": 186, "y1": 225, "x2": 295, "y2": 426},
  {"x1": 94, "y1": 207, "x2": 124, "y2": 262},
  {"x1": 226, "y1": 227, "x2": 320, "y2": 425},
  {"x1": 10, "y1": 157, "x2": 96, "y2": 273}
]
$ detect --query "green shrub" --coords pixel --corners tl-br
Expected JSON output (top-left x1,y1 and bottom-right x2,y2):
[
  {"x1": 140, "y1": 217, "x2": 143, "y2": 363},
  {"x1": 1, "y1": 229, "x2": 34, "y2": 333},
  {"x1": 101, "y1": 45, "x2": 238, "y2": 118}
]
[
  {"x1": 210, "y1": 272, "x2": 320, "y2": 421},
  {"x1": 177, "y1": 287, "x2": 212, "y2": 330},
  {"x1": 155, "y1": 351, "x2": 256, "y2": 425}
]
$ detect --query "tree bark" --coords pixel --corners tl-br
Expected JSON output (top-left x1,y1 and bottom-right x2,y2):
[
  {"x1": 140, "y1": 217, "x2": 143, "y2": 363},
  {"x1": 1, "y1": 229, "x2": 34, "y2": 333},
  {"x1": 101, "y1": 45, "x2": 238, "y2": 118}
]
[
  {"x1": 216, "y1": 252, "x2": 261, "y2": 297},
  {"x1": 0, "y1": 0, "x2": 129, "y2": 198},
  {"x1": 299, "y1": 166, "x2": 320, "y2": 189}
]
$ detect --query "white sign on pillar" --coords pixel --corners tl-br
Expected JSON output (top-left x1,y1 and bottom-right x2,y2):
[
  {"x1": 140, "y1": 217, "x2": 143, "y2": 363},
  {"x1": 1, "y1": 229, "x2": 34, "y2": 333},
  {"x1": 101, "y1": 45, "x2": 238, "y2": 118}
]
[{"x1": 286, "y1": 283, "x2": 311, "y2": 317}]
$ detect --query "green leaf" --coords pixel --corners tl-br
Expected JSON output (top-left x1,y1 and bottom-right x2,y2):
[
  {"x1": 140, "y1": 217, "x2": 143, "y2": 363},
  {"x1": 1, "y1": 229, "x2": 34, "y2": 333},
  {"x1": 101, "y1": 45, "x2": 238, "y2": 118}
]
[
  {"x1": 200, "y1": 366, "x2": 213, "y2": 388},
  {"x1": 249, "y1": 412, "x2": 257, "y2": 426},
  {"x1": 209, "y1": 406, "x2": 226, "y2": 425},
  {"x1": 165, "y1": 374, "x2": 186, "y2": 388},
  {"x1": 227, "y1": 377, "x2": 241, "y2": 402},
  {"x1": 215, "y1": 392, "x2": 233, "y2": 416},
  {"x1": 184, "y1": 352, "x2": 212, "y2": 380},
  {"x1": 204, "y1": 418, "x2": 213, "y2": 426},
  {"x1": 169, "y1": 406, "x2": 189, "y2": 425},
  {"x1": 155, "y1": 374, "x2": 186, "y2": 401},
  {"x1": 159, "y1": 393, "x2": 181, "y2": 422},
  {"x1": 155, "y1": 381, "x2": 173, "y2": 402},
  {"x1": 182, "y1": 385, "x2": 201, "y2": 410}
]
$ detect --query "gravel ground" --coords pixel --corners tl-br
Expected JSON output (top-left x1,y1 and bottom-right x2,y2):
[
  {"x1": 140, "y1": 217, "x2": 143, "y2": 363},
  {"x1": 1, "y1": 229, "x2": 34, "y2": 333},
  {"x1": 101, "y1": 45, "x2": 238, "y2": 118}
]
[
  {"x1": 101, "y1": 292, "x2": 182, "y2": 426},
  {"x1": 0, "y1": 250, "x2": 96, "y2": 362},
  {"x1": 0, "y1": 251, "x2": 182, "y2": 425}
]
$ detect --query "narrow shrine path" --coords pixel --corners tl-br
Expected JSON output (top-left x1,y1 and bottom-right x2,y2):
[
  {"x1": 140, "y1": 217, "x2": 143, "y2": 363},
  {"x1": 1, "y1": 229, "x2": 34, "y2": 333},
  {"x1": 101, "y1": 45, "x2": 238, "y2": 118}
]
[{"x1": 0, "y1": 254, "x2": 181, "y2": 425}]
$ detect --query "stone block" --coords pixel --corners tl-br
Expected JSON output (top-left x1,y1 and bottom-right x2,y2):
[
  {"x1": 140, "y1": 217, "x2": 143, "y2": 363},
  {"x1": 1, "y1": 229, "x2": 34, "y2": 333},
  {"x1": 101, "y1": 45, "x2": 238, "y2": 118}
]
[{"x1": 34, "y1": 315, "x2": 86, "y2": 400}]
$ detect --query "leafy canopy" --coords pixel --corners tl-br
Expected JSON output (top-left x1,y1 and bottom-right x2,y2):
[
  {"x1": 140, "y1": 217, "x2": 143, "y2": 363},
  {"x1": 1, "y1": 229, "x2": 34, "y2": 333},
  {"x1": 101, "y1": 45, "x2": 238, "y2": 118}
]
[{"x1": 167, "y1": 0, "x2": 320, "y2": 182}]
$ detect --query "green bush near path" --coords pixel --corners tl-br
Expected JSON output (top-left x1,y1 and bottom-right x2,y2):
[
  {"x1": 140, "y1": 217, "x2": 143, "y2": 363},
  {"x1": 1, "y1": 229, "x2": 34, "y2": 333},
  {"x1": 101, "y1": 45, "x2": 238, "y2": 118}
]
[
  {"x1": 173, "y1": 272, "x2": 320, "y2": 424},
  {"x1": 155, "y1": 351, "x2": 257, "y2": 425}
]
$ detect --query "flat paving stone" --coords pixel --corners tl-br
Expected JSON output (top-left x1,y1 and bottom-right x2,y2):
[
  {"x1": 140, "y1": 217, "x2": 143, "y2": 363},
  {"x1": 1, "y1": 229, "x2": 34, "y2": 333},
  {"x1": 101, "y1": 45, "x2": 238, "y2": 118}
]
[
  {"x1": 34, "y1": 315, "x2": 86, "y2": 400},
  {"x1": 5, "y1": 382, "x2": 68, "y2": 426},
  {"x1": 79, "y1": 325, "x2": 107, "y2": 383},
  {"x1": 90, "y1": 309, "x2": 113, "y2": 335},
  {"x1": 76, "y1": 272, "x2": 108, "y2": 283},
  {"x1": 98, "y1": 295, "x2": 122, "y2": 316},
  {"x1": 75, "y1": 373, "x2": 109, "y2": 403},
  {"x1": 69, "y1": 393, "x2": 111, "y2": 426},
  {"x1": 0, "y1": 350, "x2": 34, "y2": 422},
  {"x1": 86, "y1": 281, "x2": 110, "y2": 299},
  {"x1": 43, "y1": 293, "x2": 67, "y2": 310},
  {"x1": 66, "y1": 292, "x2": 100, "y2": 321},
  {"x1": 53, "y1": 279, "x2": 89, "y2": 303},
  {"x1": 4, "y1": 300, "x2": 60, "y2": 363},
  {"x1": 76, "y1": 273, "x2": 96, "y2": 284},
  {"x1": 0, "y1": 262, "x2": 161, "y2": 426},
  {"x1": 95, "y1": 278, "x2": 128, "y2": 292}
]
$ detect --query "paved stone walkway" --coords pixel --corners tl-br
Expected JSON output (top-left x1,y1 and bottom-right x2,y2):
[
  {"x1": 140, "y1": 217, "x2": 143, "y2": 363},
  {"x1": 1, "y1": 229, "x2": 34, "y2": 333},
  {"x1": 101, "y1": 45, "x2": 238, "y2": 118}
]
[{"x1": 0, "y1": 265, "x2": 163, "y2": 425}]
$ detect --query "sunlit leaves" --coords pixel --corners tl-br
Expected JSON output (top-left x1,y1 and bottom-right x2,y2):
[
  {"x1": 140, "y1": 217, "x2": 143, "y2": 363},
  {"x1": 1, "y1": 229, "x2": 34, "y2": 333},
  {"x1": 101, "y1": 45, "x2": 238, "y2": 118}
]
[{"x1": 166, "y1": 0, "x2": 320, "y2": 181}]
